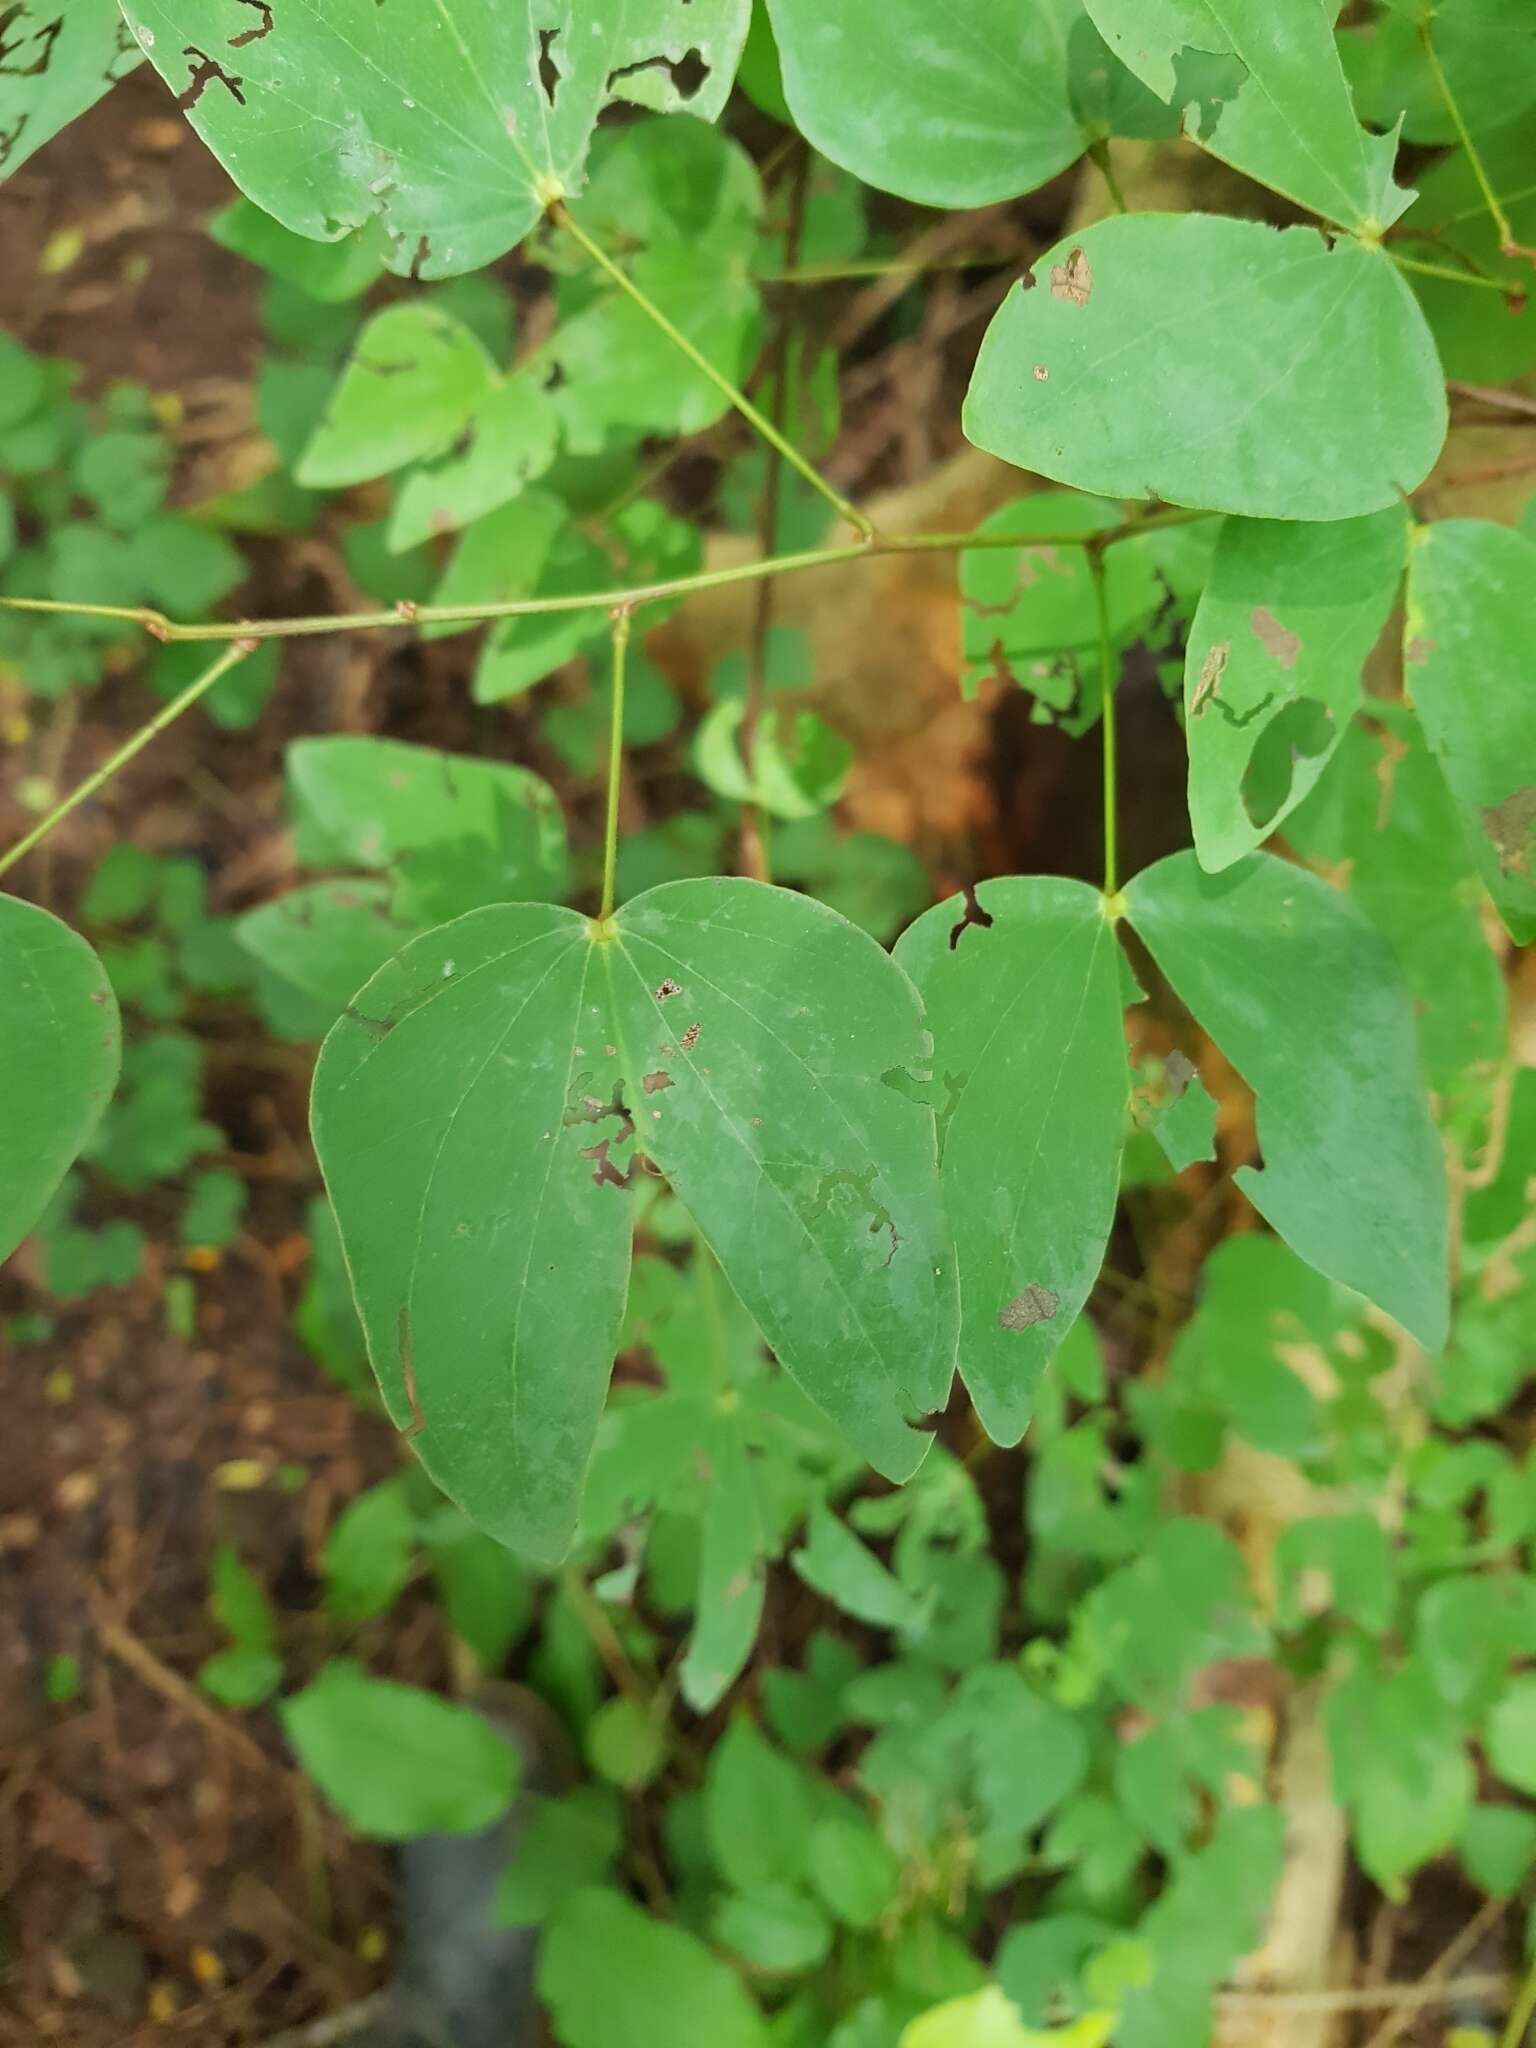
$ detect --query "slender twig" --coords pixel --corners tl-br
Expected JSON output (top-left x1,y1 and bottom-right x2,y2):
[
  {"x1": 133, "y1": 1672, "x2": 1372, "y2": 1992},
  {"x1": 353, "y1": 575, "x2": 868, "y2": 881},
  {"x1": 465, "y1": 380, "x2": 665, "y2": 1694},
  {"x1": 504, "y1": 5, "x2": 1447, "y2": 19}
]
[
  {"x1": 1363, "y1": 1892, "x2": 1509, "y2": 2048},
  {"x1": 1390, "y1": 249, "x2": 1519, "y2": 294},
  {"x1": 765, "y1": 251, "x2": 1011, "y2": 284},
  {"x1": 551, "y1": 200, "x2": 874, "y2": 540},
  {"x1": 598, "y1": 608, "x2": 633, "y2": 923},
  {"x1": 1090, "y1": 553, "x2": 1118, "y2": 899},
  {"x1": 1502, "y1": 1954, "x2": 1536, "y2": 2048},
  {"x1": 1418, "y1": 18, "x2": 1530, "y2": 260},
  {"x1": 1217, "y1": 1970, "x2": 1509, "y2": 2016},
  {"x1": 740, "y1": 146, "x2": 811, "y2": 886},
  {"x1": 0, "y1": 513, "x2": 1206, "y2": 879},
  {"x1": 0, "y1": 511, "x2": 1204, "y2": 648},
  {"x1": 0, "y1": 639, "x2": 254, "y2": 883}
]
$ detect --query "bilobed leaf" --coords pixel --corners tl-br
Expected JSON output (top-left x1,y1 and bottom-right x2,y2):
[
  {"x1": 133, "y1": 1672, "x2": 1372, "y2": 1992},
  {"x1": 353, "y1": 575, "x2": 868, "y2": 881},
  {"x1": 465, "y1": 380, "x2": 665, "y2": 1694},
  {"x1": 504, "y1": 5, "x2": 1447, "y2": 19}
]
[
  {"x1": 965, "y1": 216, "x2": 1446, "y2": 522},
  {"x1": 281, "y1": 1661, "x2": 520, "y2": 1839},
  {"x1": 1405, "y1": 520, "x2": 1536, "y2": 943},
  {"x1": 0, "y1": 0, "x2": 140, "y2": 185},
  {"x1": 1125, "y1": 852, "x2": 1449, "y2": 1350},
  {"x1": 894, "y1": 879, "x2": 1127, "y2": 1444},
  {"x1": 297, "y1": 305, "x2": 496, "y2": 489},
  {"x1": 765, "y1": 0, "x2": 1084, "y2": 207},
  {"x1": 311, "y1": 905, "x2": 633, "y2": 1564},
  {"x1": 1082, "y1": 0, "x2": 1411, "y2": 227},
  {"x1": 540, "y1": 1888, "x2": 769, "y2": 2048},
  {"x1": 602, "y1": 880, "x2": 956, "y2": 1478},
  {"x1": 119, "y1": 0, "x2": 751, "y2": 278},
  {"x1": 0, "y1": 896, "x2": 121, "y2": 1264},
  {"x1": 313, "y1": 881, "x2": 951, "y2": 1560},
  {"x1": 1184, "y1": 506, "x2": 1407, "y2": 869}
]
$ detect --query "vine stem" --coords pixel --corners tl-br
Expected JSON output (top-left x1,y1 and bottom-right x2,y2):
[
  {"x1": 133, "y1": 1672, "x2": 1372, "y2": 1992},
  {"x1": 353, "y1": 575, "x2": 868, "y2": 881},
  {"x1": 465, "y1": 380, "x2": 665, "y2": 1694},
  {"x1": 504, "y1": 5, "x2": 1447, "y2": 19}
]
[
  {"x1": 1389, "y1": 249, "x2": 1516, "y2": 294},
  {"x1": 1418, "y1": 17, "x2": 1527, "y2": 259},
  {"x1": 0, "y1": 511, "x2": 1206, "y2": 880},
  {"x1": 0, "y1": 639, "x2": 254, "y2": 885},
  {"x1": 551, "y1": 201, "x2": 875, "y2": 542},
  {"x1": 599, "y1": 607, "x2": 632, "y2": 923},
  {"x1": 0, "y1": 509, "x2": 1205, "y2": 647},
  {"x1": 1089, "y1": 553, "x2": 1118, "y2": 899},
  {"x1": 1502, "y1": 1955, "x2": 1536, "y2": 2048}
]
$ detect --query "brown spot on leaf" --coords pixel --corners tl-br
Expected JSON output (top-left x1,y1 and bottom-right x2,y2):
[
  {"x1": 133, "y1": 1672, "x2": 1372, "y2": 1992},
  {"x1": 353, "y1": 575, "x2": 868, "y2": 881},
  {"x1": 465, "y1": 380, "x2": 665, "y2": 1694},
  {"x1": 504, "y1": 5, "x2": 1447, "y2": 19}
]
[
  {"x1": 1251, "y1": 606, "x2": 1301, "y2": 669},
  {"x1": 998, "y1": 1285, "x2": 1060, "y2": 1332},
  {"x1": 398, "y1": 1308, "x2": 425, "y2": 1440},
  {"x1": 1404, "y1": 636, "x2": 1435, "y2": 667},
  {"x1": 1190, "y1": 641, "x2": 1230, "y2": 717},
  {"x1": 656, "y1": 978, "x2": 682, "y2": 1000},
  {"x1": 680, "y1": 1022, "x2": 701, "y2": 1052},
  {"x1": 642, "y1": 1070, "x2": 673, "y2": 1095},
  {"x1": 1482, "y1": 788, "x2": 1536, "y2": 876},
  {"x1": 1033, "y1": 363, "x2": 1049, "y2": 382},
  {"x1": 1050, "y1": 246, "x2": 1092, "y2": 307}
]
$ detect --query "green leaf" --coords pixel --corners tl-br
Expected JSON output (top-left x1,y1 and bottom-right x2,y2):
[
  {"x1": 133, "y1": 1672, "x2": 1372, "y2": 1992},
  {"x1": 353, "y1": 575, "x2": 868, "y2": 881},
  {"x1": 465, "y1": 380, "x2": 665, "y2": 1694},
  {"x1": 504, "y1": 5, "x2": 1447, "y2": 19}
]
[
  {"x1": 587, "y1": 1696, "x2": 667, "y2": 1789},
  {"x1": 1125, "y1": 852, "x2": 1449, "y2": 1350},
  {"x1": 766, "y1": 0, "x2": 1083, "y2": 207},
  {"x1": 1345, "y1": 1, "x2": 1536, "y2": 149},
  {"x1": 425, "y1": 1511, "x2": 533, "y2": 1668},
  {"x1": 706, "y1": 1716, "x2": 815, "y2": 1893},
  {"x1": 794, "y1": 1503, "x2": 918, "y2": 1630},
  {"x1": 894, "y1": 879, "x2": 1127, "y2": 1444},
  {"x1": 209, "y1": 1539, "x2": 276, "y2": 1651},
  {"x1": 601, "y1": 881, "x2": 956, "y2": 1478},
  {"x1": 198, "y1": 1646, "x2": 282, "y2": 1708},
  {"x1": 809, "y1": 1814, "x2": 900, "y2": 1928},
  {"x1": 208, "y1": 197, "x2": 386, "y2": 301},
  {"x1": 180, "y1": 1167, "x2": 247, "y2": 1249},
  {"x1": 694, "y1": 699, "x2": 852, "y2": 819},
  {"x1": 1404, "y1": 520, "x2": 1536, "y2": 943},
  {"x1": 1327, "y1": 1657, "x2": 1473, "y2": 1894},
  {"x1": 714, "y1": 1887, "x2": 833, "y2": 1973},
  {"x1": 280, "y1": 1661, "x2": 519, "y2": 1840},
  {"x1": 0, "y1": 896, "x2": 121, "y2": 1264},
  {"x1": 120, "y1": 1, "x2": 751, "y2": 278},
  {"x1": 1460, "y1": 1804, "x2": 1536, "y2": 1899},
  {"x1": 495, "y1": 1787, "x2": 622, "y2": 1927},
  {"x1": 297, "y1": 306, "x2": 496, "y2": 489},
  {"x1": 540, "y1": 1888, "x2": 769, "y2": 2048},
  {"x1": 236, "y1": 881, "x2": 417, "y2": 1015},
  {"x1": 681, "y1": 1422, "x2": 767, "y2": 1712},
  {"x1": 1283, "y1": 710, "x2": 1506, "y2": 1095},
  {"x1": 1184, "y1": 506, "x2": 1407, "y2": 868},
  {"x1": 0, "y1": 1, "x2": 140, "y2": 184},
  {"x1": 287, "y1": 735, "x2": 568, "y2": 918},
  {"x1": 312, "y1": 905, "x2": 631, "y2": 1564},
  {"x1": 1399, "y1": 123, "x2": 1536, "y2": 384},
  {"x1": 1486, "y1": 1676, "x2": 1536, "y2": 1799},
  {"x1": 1082, "y1": 0, "x2": 1411, "y2": 228},
  {"x1": 323, "y1": 1478, "x2": 416, "y2": 1624},
  {"x1": 965, "y1": 216, "x2": 1446, "y2": 522},
  {"x1": 387, "y1": 374, "x2": 559, "y2": 552}
]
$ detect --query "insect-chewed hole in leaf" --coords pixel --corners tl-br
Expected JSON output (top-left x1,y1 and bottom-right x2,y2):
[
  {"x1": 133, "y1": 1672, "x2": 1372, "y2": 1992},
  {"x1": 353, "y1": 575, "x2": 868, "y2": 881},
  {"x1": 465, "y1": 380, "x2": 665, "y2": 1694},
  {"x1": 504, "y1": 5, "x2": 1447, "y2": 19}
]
[
  {"x1": 1170, "y1": 45, "x2": 1249, "y2": 141},
  {"x1": 536, "y1": 25, "x2": 562, "y2": 105},
  {"x1": 228, "y1": 0, "x2": 273, "y2": 50},
  {"x1": 177, "y1": 46, "x2": 246, "y2": 108},
  {"x1": 606, "y1": 47, "x2": 710, "y2": 102},
  {"x1": 1240, "y1": 698, "x2": 1336, "y2": 829},
  {"x1": 948, "y1": 882, "x2": 995, "y2": 952},
  {"x1": 998, "y1": 1285, "x2": 1059, "y2": 1333}
]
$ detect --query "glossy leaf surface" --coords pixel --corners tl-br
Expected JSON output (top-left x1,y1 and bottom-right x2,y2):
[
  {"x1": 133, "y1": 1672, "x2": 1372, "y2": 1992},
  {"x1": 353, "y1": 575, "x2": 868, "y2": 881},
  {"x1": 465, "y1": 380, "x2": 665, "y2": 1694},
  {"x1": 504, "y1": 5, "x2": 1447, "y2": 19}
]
[
  {"x1": 1083, "y1": 0, "x2": 1411, "y2": 227},
  {"x1": 766, "y1": 0, "x2": 1083, "y2": 208},
  {"x1": 1126, "y1": 852, "x2": 1449, "y2": 1350},
  {"x1": 965, "y1": 216, "x2": 1446, "y2": 522},
  {"x1": 895, "y1": 879, "x2": 1127, "y2": 1443},
  {"x1": 0, "y1": 895, "x2": 121, "y2": 1264},
  {"x1": 1185, "y1": 506, "x2": 1406, "y2": 869},
  {"x1": 120, "y1": 0, "x2": 750, "y2": 277},
  {"x1": 1405, "y1": 521, "x2": 1536, "y2": 944}
]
